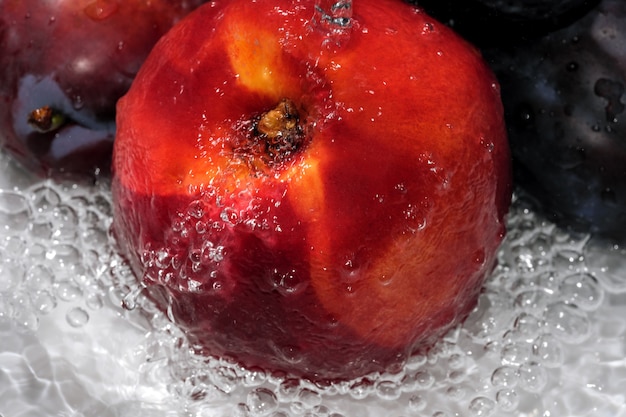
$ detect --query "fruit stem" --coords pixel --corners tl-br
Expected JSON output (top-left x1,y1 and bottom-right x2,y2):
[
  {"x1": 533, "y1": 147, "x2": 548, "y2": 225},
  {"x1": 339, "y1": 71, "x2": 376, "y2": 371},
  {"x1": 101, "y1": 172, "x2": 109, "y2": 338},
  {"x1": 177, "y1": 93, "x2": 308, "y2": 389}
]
[
  {"x1": 242, "y1": 98, "x2": 305, "y2": 170},
  {"x1": 27, "y1": 106, "x2": 66, "y2": 133},
  {"x1": 256, "y1": 99, "x2": 303, "y2": 160}
]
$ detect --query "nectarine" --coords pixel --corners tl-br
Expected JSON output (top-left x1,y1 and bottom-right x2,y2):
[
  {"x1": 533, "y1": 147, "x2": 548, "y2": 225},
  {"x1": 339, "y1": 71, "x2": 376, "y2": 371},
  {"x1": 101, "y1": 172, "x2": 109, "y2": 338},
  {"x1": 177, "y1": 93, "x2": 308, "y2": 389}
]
[{"x1": 112, "y1": 0, "x2": 511, "y2": 381}]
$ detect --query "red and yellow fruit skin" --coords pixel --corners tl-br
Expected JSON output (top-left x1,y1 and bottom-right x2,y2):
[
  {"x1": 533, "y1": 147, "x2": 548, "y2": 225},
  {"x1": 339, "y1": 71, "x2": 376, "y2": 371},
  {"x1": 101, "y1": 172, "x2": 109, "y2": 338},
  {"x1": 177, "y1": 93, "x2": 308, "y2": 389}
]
[{"x1": 112, "y1": 0, "x2": 512, "y2": 381}]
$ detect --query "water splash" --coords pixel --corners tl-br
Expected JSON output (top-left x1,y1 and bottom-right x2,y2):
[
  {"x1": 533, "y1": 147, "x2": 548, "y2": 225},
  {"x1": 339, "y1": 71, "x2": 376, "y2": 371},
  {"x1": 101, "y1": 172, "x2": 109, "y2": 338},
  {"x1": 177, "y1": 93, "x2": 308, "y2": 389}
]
[
  {"x1": 2, "y1": 147, "x2": 626, "y2": 416},
  {"x1": 313, "y1": 0, "x2": 353, "y2": 49}
]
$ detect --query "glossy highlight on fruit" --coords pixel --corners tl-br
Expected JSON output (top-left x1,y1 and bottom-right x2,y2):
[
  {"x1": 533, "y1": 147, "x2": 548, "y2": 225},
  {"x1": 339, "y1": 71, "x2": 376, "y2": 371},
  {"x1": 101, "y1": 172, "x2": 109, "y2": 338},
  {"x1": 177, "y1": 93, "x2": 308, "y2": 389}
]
[
  {"x1": 484, "y1": 0, "x2": 626, "y2": 241},
  {"x1": 112, "y1": 0, "x2": 512, "y2": 381},
  {"x1": 0, "y1": 0, "x2": 207, "y2": 177}
]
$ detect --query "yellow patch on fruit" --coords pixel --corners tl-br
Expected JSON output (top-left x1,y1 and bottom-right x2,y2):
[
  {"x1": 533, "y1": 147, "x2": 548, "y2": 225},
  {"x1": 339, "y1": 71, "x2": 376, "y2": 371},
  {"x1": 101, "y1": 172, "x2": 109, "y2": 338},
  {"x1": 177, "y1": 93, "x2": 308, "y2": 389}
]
[
  {"x1": 286, "y1": 152, "x2": 326, "y2": 223},
  {"x1": 225, "y1": 20, "x2": 291, "y2": 100}
]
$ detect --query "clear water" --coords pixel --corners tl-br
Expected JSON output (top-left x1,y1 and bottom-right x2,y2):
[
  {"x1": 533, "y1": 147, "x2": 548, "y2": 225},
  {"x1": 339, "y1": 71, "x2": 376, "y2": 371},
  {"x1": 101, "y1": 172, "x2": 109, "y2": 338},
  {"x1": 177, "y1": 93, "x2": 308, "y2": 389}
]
[{"x1": 1, "y1": 147, "x2": 626, "y2": 417}]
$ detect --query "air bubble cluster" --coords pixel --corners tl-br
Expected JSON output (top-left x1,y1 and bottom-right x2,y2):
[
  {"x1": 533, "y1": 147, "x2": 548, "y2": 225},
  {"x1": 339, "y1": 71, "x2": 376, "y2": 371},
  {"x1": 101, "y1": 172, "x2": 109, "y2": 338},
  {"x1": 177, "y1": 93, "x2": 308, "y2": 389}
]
[
  {"x1": 1, "y1": 150, "x2": 626, "y2": 417},
  {"x1": 0, "y1": 160, "x2": 114, "y2": 333}
]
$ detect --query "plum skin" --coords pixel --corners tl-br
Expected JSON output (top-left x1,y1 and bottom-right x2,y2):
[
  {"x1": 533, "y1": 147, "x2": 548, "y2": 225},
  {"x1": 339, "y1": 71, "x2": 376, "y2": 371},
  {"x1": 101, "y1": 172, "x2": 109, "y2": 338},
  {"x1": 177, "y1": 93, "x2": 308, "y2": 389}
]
[
  {"x1": 484, "y1": 0, "x2": 626, "y2": 241},
  {"x1": 0, "y1": 0, "x2": 207, "y2": 177},
  {"x1": 413, "y1": 0, "x2": 601, "y2": 46}
]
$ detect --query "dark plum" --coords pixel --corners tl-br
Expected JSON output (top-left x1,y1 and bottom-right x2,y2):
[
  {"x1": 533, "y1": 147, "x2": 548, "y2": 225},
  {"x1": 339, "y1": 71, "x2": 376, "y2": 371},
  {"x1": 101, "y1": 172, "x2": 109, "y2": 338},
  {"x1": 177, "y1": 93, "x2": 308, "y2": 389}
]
[
  {"x1": 414, "y1": 0, "x2": 600, "y2": 46},
  {"x1": 484, "y1": 0, "x2": 626, "y2": 241},
  {"x1": 0, "y1": 0, "x2": 207, "y2": 178}
]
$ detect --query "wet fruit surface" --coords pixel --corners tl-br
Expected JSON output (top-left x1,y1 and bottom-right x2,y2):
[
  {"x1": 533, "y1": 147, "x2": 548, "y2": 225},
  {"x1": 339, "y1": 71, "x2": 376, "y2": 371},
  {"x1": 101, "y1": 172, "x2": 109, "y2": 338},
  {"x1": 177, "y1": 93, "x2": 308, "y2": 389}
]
[
  {"x1": 112, "y1": 0, "x2": 512, "y2": 381},
  {"x1": 483, "y1": 0, "x2": 626, "y2": 241},
  {"x1": 0, "y1": 0, "x2": 207, "y2": 177}
]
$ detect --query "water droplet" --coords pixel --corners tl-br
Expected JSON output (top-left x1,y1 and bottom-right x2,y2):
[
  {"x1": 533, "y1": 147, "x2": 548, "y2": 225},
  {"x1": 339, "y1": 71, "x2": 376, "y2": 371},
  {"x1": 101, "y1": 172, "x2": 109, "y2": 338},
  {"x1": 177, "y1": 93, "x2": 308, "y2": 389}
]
[
  {"x1": 55, "y1": 282, "x2": 82, "y2": 302},
  {"x1": 446, "y1": 385, "x2": 465, "y2": 400},
  {"x1": 296, "y1": 388, "x2": 322, "y2": 409},
  {"x1": 559, "y1": 273, "x2": 603, "y2": 311},
  {"x1": 544, "y1": 302, "x2": 590, "y2": 344},
  {"x1": 50, "y1": 204, "x2": 79, "y2": 240},
  {"x1": 500, "y1": 341, "x2": 531, "y2": 366},
  {"x1": 84, "y1": 0, "x2": 119, "y2": 21},
  {"x1": 594, "y1": 78, "x2": 625, "y2": 122},
  {"x1": 421, "y1": 22, "x2": 435, "y2": 34},
  {"x1": 491, "y1": 366, "x2": 518, "y2": 388},
  {"x1": 0, "y1": 190, "x2": 31, "y2": 232},
  {"x1": 32, "y1": 290, "x2": 57, "y2": 315},
  {"x1": 241, "y1": 367, "x2": 267, "y2": 387},
  {"x1": 468, "y1": 396, "x2": 496, "y2": 417},
  {"x1": 314, "y1": 0, "x2": 353, "y2": 49},
  {"x1": 349, "y1": 378, "x2": 374, "y2": 399},
  {"x1": 66, "y1": 307, "x2": 89, "y2": 328},
  {"x1": 122, "y1": 283, "x2": 146, "y2": 310},
  {"x1": 518, "y1": 362, "x2": 547, "y2": 393},
  {"x1": 31, "y1": 184, "x2": 61, "y2": 213},
  {"x1": 276, "y1": 378, "x2": 301, "y2": 402},
  {"x1": 495, "y1": 388, "x2": 518, "y2": 411},
  {"x1": 85, "y1": 292, "x2": 104, "y2": 310},
  {"x1": 408, "y1": 394, "x2": 427, "y2": 411},
  {"x1": 414, "y1": 370, "x2": 435, "y2": 390},
  {"x1": 247, "y1": 387, "x2": 279, "y2": 416},
  {"x1": 532, "y1": 334, "x2": 563, "y2": 368},
  {"x1": 375, "y1": 380, "x2": 401, "y2": 400}
]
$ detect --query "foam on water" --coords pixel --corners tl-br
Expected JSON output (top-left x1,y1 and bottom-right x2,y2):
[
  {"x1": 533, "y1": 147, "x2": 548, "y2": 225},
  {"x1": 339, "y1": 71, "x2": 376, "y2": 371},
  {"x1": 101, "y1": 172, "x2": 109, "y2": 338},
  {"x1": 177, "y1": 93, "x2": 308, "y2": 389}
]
[{"x1": 1, "y1": 147, "x2": 626, "y2": 417}]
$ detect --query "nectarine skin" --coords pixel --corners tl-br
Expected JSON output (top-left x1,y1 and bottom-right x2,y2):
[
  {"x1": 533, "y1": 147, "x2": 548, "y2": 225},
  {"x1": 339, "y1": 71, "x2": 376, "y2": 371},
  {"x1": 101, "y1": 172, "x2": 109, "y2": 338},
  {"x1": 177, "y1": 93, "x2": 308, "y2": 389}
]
[{"x1": 112, "y1": 0, "x2": 511, "y2": 381}]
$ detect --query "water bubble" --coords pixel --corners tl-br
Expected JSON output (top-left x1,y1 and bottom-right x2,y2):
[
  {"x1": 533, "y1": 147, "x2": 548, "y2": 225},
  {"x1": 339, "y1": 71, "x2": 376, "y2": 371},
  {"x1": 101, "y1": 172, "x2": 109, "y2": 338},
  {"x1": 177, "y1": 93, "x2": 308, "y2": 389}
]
[
  {"x1": 495, "y1": 389, "x2": 518, "y2": 411},
  {"x1": 0, "y1": 260, "x2": 25, "y2": 292},
  {"x1": 468, "y1": 396, "x2": 496, "y2": 417},
  {"x1": 413, "y1": 370, "x2": 435, "y2": 390},
  {"x1": 296, "y1": 388, "x2": 322, "y2": 409},
  {"x1": 500, "y1": 341, "x2": 532, "y2": 366},
  {"x1": 211, "y1": 366, "x2": 239, "y2": 394},
  {"x1": 242, "y1": 367, "x2": 267, "y2": 387},
  {"x1": 584, "y1": 241, "x2": 626, "y2": 293},
  {"x1": 532, "y1": 334, "x2": 563, "y2": 368},
  {"x1": 348, "y1": 378, "x2": 374, "y2": 400},
  {"x1": 269, "y1": 412, "x2": 289, "y2": 417},
  {"x1": 491, "y1": 366, "x2": 518, "y2": 388},
  {"x1": 518, "y1": 362, "x2": 548, "y2": 393},
  {"x1": 66, "y1": 307, "x2": 89, "y2": 328},
  {"x1": 121, "y1": 283, "x2": 146, "y2": 310},
  {"x1": 445, "y1": 385, "x2": 465, "y2": 400},
  {"x1": 276, "y1": 378, "x2": 301, "y2": 402},
  {"x1": 0, "y1": 190, "x2": 31, "y2": 233},
  {"x1": 46, "y1": 243, "x2": 82, "y2": 270},
  {"x1": 247, "y1": 387, "x2": 279, "y2": 416},
  {"x1": 559, "y1": 273, "x2": 603, "y2": 311},
  {"x1": 375, "y1": 380, "x2": 401, "y2": 400},
  {"x1": 50, "y1": 204, "x2": 79, "y2": 240},
  {"x1": 12, "y1": 305, "x2": 39, "y2": 331},
  {"x1": 544, "y1": 302, "x2": 590, "y2": 344},
  {"x1": 408, "y1": 394, "x2": 427, "y2": 411},
  {"x1": 54, "y1": 281, "x2": 82, "y2": 302},
  {"x1": 31, "y1": 290, "x2": 57, "y2": 315},
  {"x1": 552, "y1": 249, "x2": 585, "y2": 272}
]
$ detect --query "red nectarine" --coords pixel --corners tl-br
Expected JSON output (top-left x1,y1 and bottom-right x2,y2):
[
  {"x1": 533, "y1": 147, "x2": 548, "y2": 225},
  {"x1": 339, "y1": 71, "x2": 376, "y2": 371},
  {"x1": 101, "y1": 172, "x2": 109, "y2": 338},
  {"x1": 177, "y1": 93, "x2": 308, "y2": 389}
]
[{"x1": 112, "y1": 0, "x2": 512, "y2": 381}]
